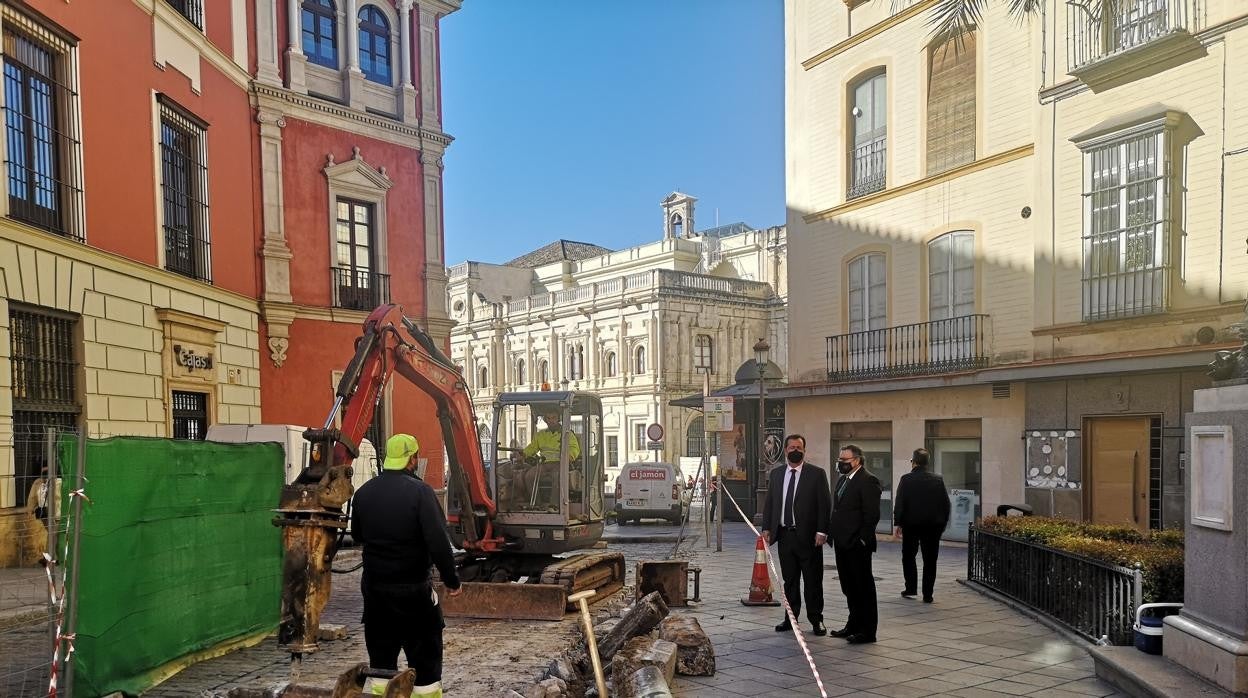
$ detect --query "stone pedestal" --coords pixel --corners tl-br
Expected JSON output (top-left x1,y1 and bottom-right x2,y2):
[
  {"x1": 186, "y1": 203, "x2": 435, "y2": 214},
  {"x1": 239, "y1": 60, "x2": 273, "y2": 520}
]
[{"x1": 1165, "y1": 382, "x2": 1248, "y2": 694}]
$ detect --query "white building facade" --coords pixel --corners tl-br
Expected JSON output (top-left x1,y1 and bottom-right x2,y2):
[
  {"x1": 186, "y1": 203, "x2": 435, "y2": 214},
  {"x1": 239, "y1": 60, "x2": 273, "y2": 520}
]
[{"x1": 447, "y1": 194, "x2": 787, "y2": 488}]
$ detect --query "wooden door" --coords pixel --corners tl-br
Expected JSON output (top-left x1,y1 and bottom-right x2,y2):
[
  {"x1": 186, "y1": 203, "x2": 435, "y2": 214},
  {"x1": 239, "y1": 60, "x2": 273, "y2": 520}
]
[{"x1": 1086, "y1": 416, "x2": 1151, "y2": 531}]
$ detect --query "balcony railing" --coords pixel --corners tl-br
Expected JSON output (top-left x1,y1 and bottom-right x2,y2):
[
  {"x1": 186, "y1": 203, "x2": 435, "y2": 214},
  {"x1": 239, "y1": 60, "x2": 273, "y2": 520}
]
[
  {"x1": 332, "y1": 267, "x2": 390, "y2": 311},
  {"x1": 164, "y1": 0, "x2": 204, "y2": 29},
  {"x1": 826, "y1": 314, "x2": 990, "y2": 382},
  {"x1": 497, "y1": 269, "x2": 774, "y2": 318},
  {"x1": 848, "y1": 138, "x2": 887, "y2": 200},
  {"x1": 1068, "y1": 0, "x2": 1195, "y2": 71}
]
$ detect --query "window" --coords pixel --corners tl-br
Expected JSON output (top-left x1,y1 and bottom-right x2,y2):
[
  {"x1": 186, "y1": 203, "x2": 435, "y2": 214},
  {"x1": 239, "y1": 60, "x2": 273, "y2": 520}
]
[
  {"x1": 927, "y1": 34, "x2": 976, "y2": 175},
  {"x1": 172, "y1": 390, "x2": 208, "y2": 440},
  {"x1": 366, "y1": 393, "x2": 385, "y2": 463},
  {"x1": 604, "y1": 351, "x2": 617, "y2": 377},
  {"x1": 10, "y1": 304, "x2": 78, "y2": 502},
  {"x1": 633, "y1": 423, "x2": 647, "y2": 451},
  {"x1": 567, "y1": 344, "x2": 584, "y2": 380},
  {"x1": 164, "y1": 0, "x2": 204, "y2": 30},
  {"x1": 849, "y1": 70, "x2": 887, "y2": 199},
  {"x1": 358, "y1": 6, "x2": 392, "y2": 85},
  {"x1": 158, "y1": 97, "x2": 211, "y2": 283},
  {"x1": 693, "y1": 334, "x2": 713, "y2": 373},
  {"x1": 671, "y1": 213, "x2": 683, "y2": 237},
  {"x1": 516, "y1": 358, "x2": 526, "y2": 385},
  {"x1": 333, "y1": 198, "x2": 388, "y2": 310},
  {"x1": 848, "y1": 253, "x2": 887, "y2": 369},
  {"x1": 301, "y1": 0, "x2": 338, "y2": 69},
  {"x1": 478, "y1": 364, "x2": 489, "y2": 389},
  {"x1": 634, "y1": 346, "x2": 646, "y2": 374},
  {"x1": 607, "y1": 435, "x2": 619, "y2": 468},
  {"x1": 1069, "y1": 0, "x2": 1185, "y2": 70},
  {"x1": 539, "y1": 359, "x2": 549, "y2": 384},
  {"x1": 686, "y1": 416, "x2": 706, "y2": 458},
  {"x1": 3, "y1": 17, "x2": 82, "y2": 240},
  {"x1": 929, "y1": 231, "x2": 976, "y2": 361},
  {"x1": 1081, "y1": 129, "x2": 1170, "y2": 320}
]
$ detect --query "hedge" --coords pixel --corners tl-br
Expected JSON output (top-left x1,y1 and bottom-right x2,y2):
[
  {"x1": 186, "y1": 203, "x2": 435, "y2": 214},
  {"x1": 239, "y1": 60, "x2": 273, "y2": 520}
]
[{"x1": 977, "y1": 516, "x2": 1184, "y2": 603}]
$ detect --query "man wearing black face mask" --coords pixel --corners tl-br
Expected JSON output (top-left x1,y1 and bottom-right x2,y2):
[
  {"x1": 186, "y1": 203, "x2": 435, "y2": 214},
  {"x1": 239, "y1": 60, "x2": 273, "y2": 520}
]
[
  {"x1": 828, "y1": 444, "x2": 881, "y2": 644},
  {"x1": 760, "y1": 434, "x2": 831, "y2": 636}
]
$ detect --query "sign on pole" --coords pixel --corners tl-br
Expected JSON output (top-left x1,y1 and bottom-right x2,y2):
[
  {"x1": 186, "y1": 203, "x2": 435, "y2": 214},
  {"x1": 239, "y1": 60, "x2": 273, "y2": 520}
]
[
  {"x1": 646, "y1": 423, "x2": 665, "y2": 442},
  {"x1": 703, "y1": 396, "x2": 734, "y2": 432}
]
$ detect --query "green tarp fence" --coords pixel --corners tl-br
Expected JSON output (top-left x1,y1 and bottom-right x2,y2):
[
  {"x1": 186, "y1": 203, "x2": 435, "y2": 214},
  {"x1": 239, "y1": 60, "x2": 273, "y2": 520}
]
[{"x1": 58, "y1": 436, "x2": 285, "y2": 697}]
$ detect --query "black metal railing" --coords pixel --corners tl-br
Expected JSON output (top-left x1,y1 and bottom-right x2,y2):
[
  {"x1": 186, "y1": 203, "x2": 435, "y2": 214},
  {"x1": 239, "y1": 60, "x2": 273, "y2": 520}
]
[
  {"x1": 826, "y1": 314, "x2": 990, "y2": 382},
  {"x1": 969, "y1": 527, "x2": 1142, "y2": 645},
  {"x1": 332, "y1": 266, "x2": 390, "y2": 311},
  {"x1": 164, "y1": 0, "x2": 204, "y2": 29},
  {"x1": 848, "y1": 138, "x2": 887, "y2": 199},
  {"x1": 1068, "y1": 0, "x2": 1194, "y2": 71}
]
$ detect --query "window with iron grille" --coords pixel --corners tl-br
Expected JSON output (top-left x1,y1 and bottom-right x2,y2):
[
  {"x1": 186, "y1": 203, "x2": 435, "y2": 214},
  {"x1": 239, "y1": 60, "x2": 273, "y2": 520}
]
[
  {"x1": 164, "y1": 0, "x2": 204, "y2": 30},
  {"x1": 927, "y1": 33, "x2": 976, "y2": 175},
  {"x1": 848, "y1": 70, "x2": 887, "y2": 199},
  {"x1": 302, "y1": 0, "x2": 339, "y2": 69},
  {"x1": 358, "y1": 6, "x2": 392, "y2": 85},
  {"x1": 172, "y1": 391, "x2": 208, "y2": 440},
  {"x1": 1080, "y1": 128, "x2": 1171, "y2": 321},
  {"x1": 365, "y1": 394, "x2": 385, "y2": 463},
  {"x1": 2, "y1": 11, "x2": 83, "y2": 241},
  {"x1": 158, "y1": 96, "x2": 211, "y2": 283},
  {"x1": 10, "y1": 304, "x2": 79, "y2": 502},
  {"x1": 694, "y1": 334, "x2": 713, "y2": 373},
  {"x1": 686, "y1": 416, "x2": 706, "y2": 458},
  {"x1": 334, "y1": 198, "x2": 389, "y2": 310}
]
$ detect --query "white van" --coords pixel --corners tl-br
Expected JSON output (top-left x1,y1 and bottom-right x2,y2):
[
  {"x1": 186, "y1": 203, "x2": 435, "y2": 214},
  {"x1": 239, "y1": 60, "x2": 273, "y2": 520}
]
[{"x1": 614, "y1": 462, "x2": 688, "y2": 525}]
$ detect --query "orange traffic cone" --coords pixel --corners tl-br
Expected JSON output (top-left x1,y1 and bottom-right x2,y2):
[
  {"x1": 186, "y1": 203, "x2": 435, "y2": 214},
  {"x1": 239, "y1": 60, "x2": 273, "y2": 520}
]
[{"x1": 740, "y1": 535, "x2": 781, "y2": 606}]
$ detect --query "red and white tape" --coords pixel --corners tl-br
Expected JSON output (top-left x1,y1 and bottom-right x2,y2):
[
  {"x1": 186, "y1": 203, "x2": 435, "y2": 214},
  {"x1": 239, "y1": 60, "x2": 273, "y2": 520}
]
[
  {"x1": 720, "y1": 487, "x2": 829, "y2": 698},
  {"x1": 46, "y1": 487, "x2": 90, "y2": 697}
]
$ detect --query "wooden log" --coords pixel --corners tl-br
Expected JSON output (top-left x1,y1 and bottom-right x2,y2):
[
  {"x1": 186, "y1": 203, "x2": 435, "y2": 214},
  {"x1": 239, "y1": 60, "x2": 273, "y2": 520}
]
[
  {"x1": 616, "y1": 665, "x2": 673, "y2": 698},
  {"x1": 573, "y1": 591, "x2": 669, "y2": 674},
  {"x1": 658, "y1": 614, "x2": 716, "y2": 676}
]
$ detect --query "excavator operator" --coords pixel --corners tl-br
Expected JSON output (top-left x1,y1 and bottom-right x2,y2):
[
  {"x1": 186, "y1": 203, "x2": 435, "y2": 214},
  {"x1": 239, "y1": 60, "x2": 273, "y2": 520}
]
[{"x1": 504, "y1": 408, "x2": 580, "y2": 511}]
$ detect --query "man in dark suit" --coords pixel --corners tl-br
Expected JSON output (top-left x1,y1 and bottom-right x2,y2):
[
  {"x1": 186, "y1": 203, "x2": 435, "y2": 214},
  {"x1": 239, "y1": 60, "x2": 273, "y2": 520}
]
[
  {"x1": 893, "y1": 448, "x2": 951, "y2": 603},
  {"x1": 829, "y1": 444, "x2": 881, "y2": 644},
  {"x1": 761, "y1": 434, "x2": 831, "y2": 636}
]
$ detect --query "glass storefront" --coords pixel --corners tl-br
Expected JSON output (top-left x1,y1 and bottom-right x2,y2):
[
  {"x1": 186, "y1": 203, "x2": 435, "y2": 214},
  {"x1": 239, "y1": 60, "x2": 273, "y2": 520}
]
[
  {"x1": 927, "y1": 419, "x2": 982, "y2": 541},
  {"x1": 831, "y1": 421, "x2": 893, "y2": 534}
]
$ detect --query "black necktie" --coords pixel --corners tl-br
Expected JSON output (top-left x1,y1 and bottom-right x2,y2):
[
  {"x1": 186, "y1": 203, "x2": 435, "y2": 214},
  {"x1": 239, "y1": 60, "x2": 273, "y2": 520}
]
[
  {"x1": 783, "y1": 468, "x2": 798, "y2": 527},
  {"x1": 836, "y1": 475, "x2": 848, "y2": 500}
]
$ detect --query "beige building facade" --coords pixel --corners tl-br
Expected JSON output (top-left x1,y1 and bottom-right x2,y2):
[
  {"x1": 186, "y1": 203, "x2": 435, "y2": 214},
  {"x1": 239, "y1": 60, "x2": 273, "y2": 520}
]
[
  {"x1": 447, "y1": 194, "x2": 787, "y2": 490},
  {"x1": 783, "y1": 0, "x2": 1248, "y2": 536}
]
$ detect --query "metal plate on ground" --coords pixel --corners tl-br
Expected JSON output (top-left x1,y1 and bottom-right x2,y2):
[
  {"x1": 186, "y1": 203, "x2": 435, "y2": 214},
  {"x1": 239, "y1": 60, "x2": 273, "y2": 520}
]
[{"x1": 433, "y1": 581, "x2": 568, "y2": 621}]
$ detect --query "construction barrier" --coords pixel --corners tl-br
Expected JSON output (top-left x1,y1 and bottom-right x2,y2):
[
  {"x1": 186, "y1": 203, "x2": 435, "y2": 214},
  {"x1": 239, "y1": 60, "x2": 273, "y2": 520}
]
[{"x1": 59, "y1": 436, "x2": 285, "y2": 697}]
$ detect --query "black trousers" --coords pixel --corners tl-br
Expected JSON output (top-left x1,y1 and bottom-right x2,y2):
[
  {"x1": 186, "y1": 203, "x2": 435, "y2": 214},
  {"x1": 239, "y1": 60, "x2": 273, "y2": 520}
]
[
  {"x1": 361, "y1": 581, "x2": 446, "y2": 685},
  {"x1": 834, "y1": 544, "x2": 877, "y2": 636},
  {"x1": 901, "y1": 525, "x2": 943, "y2": 599},
  {"x1": 777, "y1": 528, "x2": 824, "y2": 624}
]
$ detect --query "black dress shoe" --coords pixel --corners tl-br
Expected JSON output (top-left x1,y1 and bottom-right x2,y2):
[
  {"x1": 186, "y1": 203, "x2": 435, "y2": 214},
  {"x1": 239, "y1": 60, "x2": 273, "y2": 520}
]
[
  {"x1": 829, "y1": 627, "x2": 852, "y2": 638},
  {"x1": 775, "y1": 620, "x2": 792, "y2": 632},
  {"x1": 846, "y1": 633, "x2": 877, "y2": 644},
  {"x1": 812, "y1": 621, "x2": 827, "y2": 636},
  {"x1": 923, "y1": 596, "x2": 934, "y2": 603},
  {"x1": 901, "y1": 590, "x2": 918, "y2": 599}
]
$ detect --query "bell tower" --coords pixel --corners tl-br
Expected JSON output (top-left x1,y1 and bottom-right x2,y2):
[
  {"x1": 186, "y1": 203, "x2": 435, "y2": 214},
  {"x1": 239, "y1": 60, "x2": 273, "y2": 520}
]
[{"x1": 661, "y1": 192, "x2": 697, "y2": 239}]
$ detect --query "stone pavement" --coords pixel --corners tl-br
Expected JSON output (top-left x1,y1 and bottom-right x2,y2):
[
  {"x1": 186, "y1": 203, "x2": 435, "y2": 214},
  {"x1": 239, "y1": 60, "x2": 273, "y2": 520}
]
[{"x1": 669, "y1": 521, "x2": 1124, "y2": 698}]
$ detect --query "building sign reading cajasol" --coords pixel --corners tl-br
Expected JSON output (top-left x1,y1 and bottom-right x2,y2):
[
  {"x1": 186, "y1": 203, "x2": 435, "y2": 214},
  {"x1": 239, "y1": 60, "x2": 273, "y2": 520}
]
[
  {"x1": 704, "y1": 396, "x2": 734, "y2": 432},
  {"x1": 172, "y1": 343, "x2": 215, "y2": 381}
]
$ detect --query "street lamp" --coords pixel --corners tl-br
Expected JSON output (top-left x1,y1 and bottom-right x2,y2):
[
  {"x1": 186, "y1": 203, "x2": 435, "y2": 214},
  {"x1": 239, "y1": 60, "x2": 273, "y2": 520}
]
[{"x1": 753, "y1": 337, "x2": 770, "y2": 523}]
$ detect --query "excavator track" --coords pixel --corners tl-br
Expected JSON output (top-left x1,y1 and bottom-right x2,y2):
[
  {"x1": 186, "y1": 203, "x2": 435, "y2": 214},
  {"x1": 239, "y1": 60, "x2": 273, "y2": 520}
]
[{"x1": 436, "y1": 550, "x2": 626, "y2": 621}]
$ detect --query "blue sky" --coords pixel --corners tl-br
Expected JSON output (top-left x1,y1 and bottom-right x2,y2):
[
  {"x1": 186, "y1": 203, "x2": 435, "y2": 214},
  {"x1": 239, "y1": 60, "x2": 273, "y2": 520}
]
[{"x1": 439, "y1": 0, "x2": 784, "y2": 266}]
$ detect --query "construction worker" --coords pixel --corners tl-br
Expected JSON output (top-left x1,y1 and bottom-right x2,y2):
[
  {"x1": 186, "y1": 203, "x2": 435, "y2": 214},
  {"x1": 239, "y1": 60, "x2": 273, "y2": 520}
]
[
  {"x1": 352, "y1": 433, "x2": 462, "y2": 697},
  {"x1": 511, "y1": 408, "x2": 580, "y2": 510}
]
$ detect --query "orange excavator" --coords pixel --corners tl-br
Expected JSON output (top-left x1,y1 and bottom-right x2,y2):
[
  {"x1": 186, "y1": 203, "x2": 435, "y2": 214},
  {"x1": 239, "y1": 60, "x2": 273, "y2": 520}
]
[{"x1": 273, "y1": 305, "x2": 624, "y2": 657}]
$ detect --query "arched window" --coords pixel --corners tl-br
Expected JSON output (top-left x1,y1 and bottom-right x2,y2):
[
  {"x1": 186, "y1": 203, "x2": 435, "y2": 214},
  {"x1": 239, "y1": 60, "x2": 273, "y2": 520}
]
[
  {"x1": 539, "y1": 359, "x2": 549, "y2": 384},
  {"x1": 567, "y1": 344, "x2": 584, "y2": 380},
  {"x1": 301, "y1": 0, "x2": 338, "y2": 69},
  {"x1": 848, "y1": 69, "x2": 887, "y2": 198},
  {"x1": 604, "y1": 351, "x2": 617, "y2": 377},
  {"x1": 478, "y1": 364, "x2": 489, "y2": 389},
  {"x1": 357, "y1": 5, "x2": 392, "y2": 84},
  {"x1": 671, "y1": 213, "x2": 683, "y2": 237},
  {"x1": 686, "y1": 416, "x2": 706, "y2": 457},
  {"x1": 635, "y1": 346, "x2": 647, "y2": 374},
  {"x1": 515, "y1": 358, "x2": 526, "y2": 385},
  {"x1": 694, "y1": 334, "x2": 713, "y2": 372}
]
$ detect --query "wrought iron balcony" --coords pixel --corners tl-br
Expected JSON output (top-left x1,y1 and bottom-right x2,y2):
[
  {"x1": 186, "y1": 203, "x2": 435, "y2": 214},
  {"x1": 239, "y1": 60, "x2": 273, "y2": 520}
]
[
  {"x1": 332, "y1": 267, "x2": 391, "y2": 311},
  {"x1": 1068, "y1": 0, "x2": 1196, "y2": 72},
  {"x1": 848, "y1": 138, "x2": 887, "y2": 200},
  {"x1": 164, "y1": 0, "x2": 204, "y2": 29},
  {"x1": 826, "y1": 314, "x2": 991, "y2": 382}
]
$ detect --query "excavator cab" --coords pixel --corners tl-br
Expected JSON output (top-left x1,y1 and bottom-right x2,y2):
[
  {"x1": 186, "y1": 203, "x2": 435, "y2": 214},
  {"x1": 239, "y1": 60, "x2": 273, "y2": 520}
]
[{"x1": 479, "y1": 391, "x2": 605, "y2": 554}]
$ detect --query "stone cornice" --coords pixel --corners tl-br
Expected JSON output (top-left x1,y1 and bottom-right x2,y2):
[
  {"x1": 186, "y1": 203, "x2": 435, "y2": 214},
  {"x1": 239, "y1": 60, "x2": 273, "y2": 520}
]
[{"x1": 253, "y1": 84, "x2": 455, "y2": 150}]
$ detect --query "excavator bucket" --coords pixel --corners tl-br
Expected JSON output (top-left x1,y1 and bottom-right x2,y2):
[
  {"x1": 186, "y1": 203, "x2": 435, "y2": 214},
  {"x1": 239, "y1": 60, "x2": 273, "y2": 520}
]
[{"x1": 435, "y1": 550, "x2": 627, "y2": 621}]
